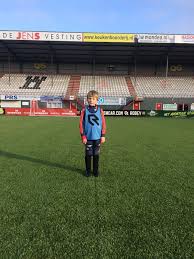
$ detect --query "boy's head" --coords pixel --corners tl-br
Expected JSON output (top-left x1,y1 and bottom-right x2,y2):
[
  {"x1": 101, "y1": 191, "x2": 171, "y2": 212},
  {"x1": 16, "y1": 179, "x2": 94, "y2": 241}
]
[{"x1": 87, "y1": 90, "x2": 98, "y2": 106}]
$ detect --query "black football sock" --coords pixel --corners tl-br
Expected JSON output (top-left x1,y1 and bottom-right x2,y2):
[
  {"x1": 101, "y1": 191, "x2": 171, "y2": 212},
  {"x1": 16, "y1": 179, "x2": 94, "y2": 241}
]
[
  {"x1": 93, "y1": 155, "x2": 99, "y2": 176},
  {"x1": 85, "y1": 155, "x2": 91, "y2": 174}
]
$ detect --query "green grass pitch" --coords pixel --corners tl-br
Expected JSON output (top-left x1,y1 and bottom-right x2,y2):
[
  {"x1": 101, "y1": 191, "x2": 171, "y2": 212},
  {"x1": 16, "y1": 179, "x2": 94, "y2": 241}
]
[{"x1": 0, "y1": 116, "x2": 194, "y2": 258}]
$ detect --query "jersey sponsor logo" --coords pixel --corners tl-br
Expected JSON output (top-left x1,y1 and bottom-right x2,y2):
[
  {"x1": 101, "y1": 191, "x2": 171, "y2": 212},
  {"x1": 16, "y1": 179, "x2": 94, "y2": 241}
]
[{"x1": 88, "y1": 114, "x2": 99, "y2": 126}]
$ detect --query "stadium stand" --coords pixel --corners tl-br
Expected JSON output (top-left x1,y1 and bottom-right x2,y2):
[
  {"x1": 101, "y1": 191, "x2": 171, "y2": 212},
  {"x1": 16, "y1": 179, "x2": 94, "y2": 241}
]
[
  {"x1": 0, "y1": 74, "x2": 70, "y2": 96},
  {"x1": 131, "y1": 76, "x2": 194, "y2": 98},
  {"x1": 78, "y1": 75, "x2": 131, "y2": 97},
  {"x1": 1, "y1": 72, "x2": 194, "y2": 99}
]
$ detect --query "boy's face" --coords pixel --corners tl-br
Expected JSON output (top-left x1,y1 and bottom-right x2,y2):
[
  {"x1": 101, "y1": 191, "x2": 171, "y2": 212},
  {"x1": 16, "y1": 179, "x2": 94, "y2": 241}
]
[{"x1": 87, "y1": 96, "x2": 98, "y2": 106}]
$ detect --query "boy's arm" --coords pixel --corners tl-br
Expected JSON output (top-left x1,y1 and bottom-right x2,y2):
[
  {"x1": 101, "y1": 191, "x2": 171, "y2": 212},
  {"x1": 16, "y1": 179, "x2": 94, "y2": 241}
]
[
  {"x1": 101, "y1": 108, "x2": 106, "y2": 141},
  {"x1": 79, "y1": 109, "x2": 87, "y2": 143}
]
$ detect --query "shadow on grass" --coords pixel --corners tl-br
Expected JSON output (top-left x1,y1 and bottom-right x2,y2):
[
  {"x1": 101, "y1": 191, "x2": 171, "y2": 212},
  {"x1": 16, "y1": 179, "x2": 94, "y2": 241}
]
[{"x1": 0, "y1": 150, "x2": 84, "y2": 176}]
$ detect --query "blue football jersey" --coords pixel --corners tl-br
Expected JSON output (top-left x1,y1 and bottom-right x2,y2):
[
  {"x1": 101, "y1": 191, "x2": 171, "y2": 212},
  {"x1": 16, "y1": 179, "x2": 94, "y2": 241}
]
[{"x1": 84, "y1": 106, "x2": 102, "y2": 140}]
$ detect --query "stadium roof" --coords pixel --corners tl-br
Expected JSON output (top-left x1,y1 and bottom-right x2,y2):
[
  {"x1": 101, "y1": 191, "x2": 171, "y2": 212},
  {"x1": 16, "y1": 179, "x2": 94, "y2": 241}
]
[
  {"x1": 0, "y1": 31, "x2": 194, "y2": 64},
  {"x1": 1, "y1": 40, "x2": 194, "y2": 64}
]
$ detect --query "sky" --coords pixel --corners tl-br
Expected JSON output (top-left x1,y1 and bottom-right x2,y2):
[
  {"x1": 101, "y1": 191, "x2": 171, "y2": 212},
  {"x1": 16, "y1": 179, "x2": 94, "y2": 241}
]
[{"x1": 0, "y1": 0, "x2": 194, "y2": 34}]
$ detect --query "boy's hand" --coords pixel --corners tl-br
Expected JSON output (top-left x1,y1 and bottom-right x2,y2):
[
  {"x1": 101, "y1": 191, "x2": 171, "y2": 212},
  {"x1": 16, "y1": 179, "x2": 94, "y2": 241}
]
[
  {"x1": 101, "y1": 137, "x2": 106, "y2": 144},
  {"x1": 82, "y1": 136, "x2": 87, "y2": 144},
  {"x1": 82, "y1": 139, "x2": 87, "y2": 145}
]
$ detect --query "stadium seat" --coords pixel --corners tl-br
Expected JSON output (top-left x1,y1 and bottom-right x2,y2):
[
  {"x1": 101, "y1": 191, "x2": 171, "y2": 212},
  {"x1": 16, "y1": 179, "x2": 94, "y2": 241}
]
[
  {"x1": 78, "y1": 75, "x2": 131, "y2": 97},
  {"x1": 131, "y1": 76, "x2": 194, "y2": 98},
  {"x1": 0, "y1": 74, "x2": 70, "y2": 96}
]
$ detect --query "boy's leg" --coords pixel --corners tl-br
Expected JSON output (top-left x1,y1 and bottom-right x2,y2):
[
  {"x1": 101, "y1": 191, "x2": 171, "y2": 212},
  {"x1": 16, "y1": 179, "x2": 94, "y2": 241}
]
[
  {"x1": 85, "y1": 156, "x2": 91, "y2": 177},
  {"x1": 85, "y1": 140, "x2": 93, "y2": 177},
  {"x1": 93, "y1": 139, "x2": 101, "y2": 177}
]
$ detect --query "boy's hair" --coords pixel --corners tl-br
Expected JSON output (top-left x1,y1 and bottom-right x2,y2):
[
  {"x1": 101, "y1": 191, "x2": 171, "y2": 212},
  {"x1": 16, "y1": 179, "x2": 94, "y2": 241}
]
[{"x1": 87, "y1": 90, "x2": 99, "y2": 99}]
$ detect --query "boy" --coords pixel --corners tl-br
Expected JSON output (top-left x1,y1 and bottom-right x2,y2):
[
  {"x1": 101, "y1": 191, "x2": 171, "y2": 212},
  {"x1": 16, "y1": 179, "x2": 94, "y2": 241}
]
[{"x1": 79, "y1": 90, "x2": 106, "y2": 177}]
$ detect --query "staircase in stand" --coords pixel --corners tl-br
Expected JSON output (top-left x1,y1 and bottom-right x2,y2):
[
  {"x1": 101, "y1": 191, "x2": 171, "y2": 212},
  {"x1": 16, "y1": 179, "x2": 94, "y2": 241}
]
[
  {"x1": 65, "y1": 75, "x2": 81, "y2": 100},
  {"x1": 123, "y1": 76, "x2": 138, "y2": 110},
  {"x1": 125, "y1": 76, "x2": 137, "y2": 98}
]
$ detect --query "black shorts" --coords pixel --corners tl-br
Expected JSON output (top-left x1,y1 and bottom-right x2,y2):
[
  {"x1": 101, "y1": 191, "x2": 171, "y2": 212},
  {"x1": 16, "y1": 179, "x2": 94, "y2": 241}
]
[{"x1": 85, "y1": 139, "x2": 101, "y2": 156}]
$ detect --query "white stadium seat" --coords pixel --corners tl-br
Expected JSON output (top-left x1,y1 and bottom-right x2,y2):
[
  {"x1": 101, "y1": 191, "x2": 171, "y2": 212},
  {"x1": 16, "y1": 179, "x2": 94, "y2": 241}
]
[
  {"x1": 78, "y1": 75, "x2": 131, "y2": 97},
  {"x1": 131, "y1": 76, "x2": 194, "y2": 98},
  {"x1": 0, "y1": 74, "x2": 70, "y2": 96}
]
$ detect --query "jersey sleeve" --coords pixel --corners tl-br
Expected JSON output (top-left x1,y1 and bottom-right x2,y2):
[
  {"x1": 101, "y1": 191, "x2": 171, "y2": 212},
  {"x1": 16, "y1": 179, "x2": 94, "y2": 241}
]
[
  {"x1": 101, "y1": 108, "x2": 106, "y2": 137},
  {"x1": 79, "y1": 108, "x2": 86, "y2": 137}
]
